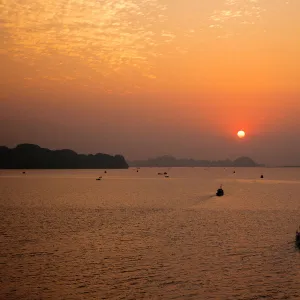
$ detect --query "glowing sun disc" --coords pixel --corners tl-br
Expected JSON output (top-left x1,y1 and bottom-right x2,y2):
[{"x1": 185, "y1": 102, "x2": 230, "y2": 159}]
[{"x1": 237, "y1": 130, "x2": 246, "y2": 138}]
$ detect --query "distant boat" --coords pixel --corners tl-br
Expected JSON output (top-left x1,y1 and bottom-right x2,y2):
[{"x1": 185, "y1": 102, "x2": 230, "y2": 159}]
[{"x1": 216, "y1": 185, "x2": 224, "y2": 197}]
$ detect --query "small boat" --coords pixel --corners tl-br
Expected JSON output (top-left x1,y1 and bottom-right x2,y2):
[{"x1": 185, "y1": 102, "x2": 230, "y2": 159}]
[{"x1": 216, "y1": 185, "x2": 224, "y2": 197}]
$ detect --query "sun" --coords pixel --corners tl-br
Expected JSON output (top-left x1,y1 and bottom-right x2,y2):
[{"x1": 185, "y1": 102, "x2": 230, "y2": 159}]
[{"x1": 237, "y1": 130, "x2": 246, "y2": 138}]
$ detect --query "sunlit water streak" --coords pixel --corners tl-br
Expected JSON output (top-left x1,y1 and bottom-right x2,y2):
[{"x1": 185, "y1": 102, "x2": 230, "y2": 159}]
[{"x1": 1, "y1": 168, "x2": 300, "y2": 299}]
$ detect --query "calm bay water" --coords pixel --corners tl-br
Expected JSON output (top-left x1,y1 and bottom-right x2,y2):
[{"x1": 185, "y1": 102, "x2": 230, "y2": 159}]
[{"x1": 1, "y1": 168, "x2": 300, "y2": 299}]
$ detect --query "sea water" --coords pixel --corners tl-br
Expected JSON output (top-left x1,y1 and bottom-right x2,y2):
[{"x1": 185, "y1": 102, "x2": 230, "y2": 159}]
[{"x1": 1, "y1": 168, "x2": 300, "y2": 299}]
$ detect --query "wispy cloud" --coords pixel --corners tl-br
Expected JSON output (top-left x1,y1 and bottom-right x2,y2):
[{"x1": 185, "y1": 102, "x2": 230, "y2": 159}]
[
  {"x1": 209, "y1": 0, "x2": 264, "y2": 30},
  {"x1": 1, "y1": 0, "x2": 177, "y2": 79}
]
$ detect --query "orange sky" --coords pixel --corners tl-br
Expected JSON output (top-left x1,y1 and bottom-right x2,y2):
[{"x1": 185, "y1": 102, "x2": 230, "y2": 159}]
[{"x1": 1, "y1": 0, "x2": 300, "y2": 165}]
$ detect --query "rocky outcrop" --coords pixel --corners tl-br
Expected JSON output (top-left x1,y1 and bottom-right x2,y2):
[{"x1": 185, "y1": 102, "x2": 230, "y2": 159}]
[
  {"x1": 232, "y1": 156, "x2": 257, "y2": 167},
  {"x1": 0, "y1": 144, "x2": 128, "y2": 169},
  {"x1": 129, "y1": 155, "x2": 262, "y2": 167}
]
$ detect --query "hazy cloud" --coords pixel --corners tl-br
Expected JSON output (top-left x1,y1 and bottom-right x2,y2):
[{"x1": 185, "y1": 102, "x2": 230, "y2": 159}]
[
  {"x1": 209, "y1": 0, "x2": 263, "y2": 29},
  {"x1": 1, "y1": 0, "x2": 177, "y2": 79}
]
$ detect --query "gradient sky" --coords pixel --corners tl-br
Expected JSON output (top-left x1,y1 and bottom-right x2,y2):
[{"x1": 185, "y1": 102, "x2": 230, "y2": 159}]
[{"x1": 1, "y1": 0, "x2": 300, "y2": 165}]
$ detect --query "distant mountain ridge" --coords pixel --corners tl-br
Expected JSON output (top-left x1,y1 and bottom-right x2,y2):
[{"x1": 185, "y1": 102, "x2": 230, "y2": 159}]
[
  {"x1": 129, "y1": 155, "x2": 263, "y2": 167},
  {"x1": 0, "y1": 144, "x2": 128, "y2": 169}
]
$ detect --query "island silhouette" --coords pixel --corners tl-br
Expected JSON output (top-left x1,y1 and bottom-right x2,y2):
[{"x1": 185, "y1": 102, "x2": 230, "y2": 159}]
[
  {"x1": 129, "y1": 155, "x2": 263, "y2": 167},
  {"x1": 0, "y1": 144, "x2": 128, "y2": 169}
]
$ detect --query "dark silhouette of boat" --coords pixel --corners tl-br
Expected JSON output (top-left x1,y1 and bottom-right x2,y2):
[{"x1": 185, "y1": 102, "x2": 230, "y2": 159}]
[{"x1": 216, "y1": 185, "x2": 224, "y2": 197}]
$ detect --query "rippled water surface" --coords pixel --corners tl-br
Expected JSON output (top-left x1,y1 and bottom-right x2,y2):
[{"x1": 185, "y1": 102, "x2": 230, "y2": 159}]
[{"x1": 1, "y1": 168, "x2": 300, "y2": 299}]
